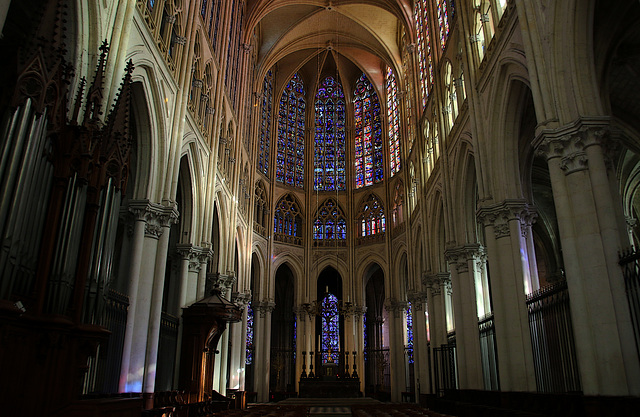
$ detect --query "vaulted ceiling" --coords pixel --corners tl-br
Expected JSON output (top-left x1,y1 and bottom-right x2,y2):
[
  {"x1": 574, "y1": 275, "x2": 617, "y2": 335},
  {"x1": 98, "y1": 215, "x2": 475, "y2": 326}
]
[{"x1": 245, "y1": 0, "x2": 414, "y2": 95}]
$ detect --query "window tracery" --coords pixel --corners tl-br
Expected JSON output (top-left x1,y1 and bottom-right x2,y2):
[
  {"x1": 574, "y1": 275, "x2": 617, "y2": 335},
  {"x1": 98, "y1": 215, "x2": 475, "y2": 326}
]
[
  {"x1": 274, "y1": 194, "x2": 303, "y2": 245},
  {"x1": 386, "y1": 66, "x2": 401, "y2": 177},
  {"x1": 357, "y1": 193, "x2": 386, "y2": 241},
  {"x1": 321, "y1": 292, "x2": 340, "y2": 363},
  {"x1": 276, "y1": 73, "x2": 306, "y2": 188},
  {"x1": 254, "y1": 181, "x2": 268, "y2": 236},
  {"x1": 392, "y1": 181, "x2": 405, "y2": 228},
  {"x1": 354, "y1": 74, "x2": 383, "y2": 189},
  {"x1": 259, "y1": 70, "x2": 273, "y2": 177},
  {"x1": 313, "y1": 199, "x2": 346, "y2": 245},
  {"x1": 437, "y1": 0, "x2": 450, "y2": 50},
  {"x1": 314, "y1": 76, "x2": 346, "y2": 191},
  {"x1": 415, "y1": 0, "x2": 433, "y2": 108}
]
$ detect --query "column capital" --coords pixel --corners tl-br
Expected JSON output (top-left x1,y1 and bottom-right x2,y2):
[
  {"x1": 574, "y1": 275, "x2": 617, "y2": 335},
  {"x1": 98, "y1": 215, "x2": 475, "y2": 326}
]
[
  {"x1": 256, "y1": 299, "x2": 276, "y2": 317},
  {"x1": 207, "y1": 271, "x2": 237, "y2": 292},
  {"x1": 407, "y1": 290, "x2": 428, "y2": 311},
  {"x1": 535, "y1": 117, "x2": 612, "y2": 174},
  {"x1": 384, "y1": 298, "x2": 408, "y2": 318},
  {"x1": 477, "y1": 199, "x2": 537, "y2": 239},
  {"x1": 232, "y1": 290, "x2": 252, "y2": 308},
  {"x1": 445, "y1": 243, "x2": 486, "y2": 274}
]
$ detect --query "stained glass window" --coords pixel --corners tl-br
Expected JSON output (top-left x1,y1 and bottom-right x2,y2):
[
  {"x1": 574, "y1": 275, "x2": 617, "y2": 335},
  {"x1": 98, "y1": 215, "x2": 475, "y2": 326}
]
[
  {"x1": 437, "y1": 0, "x2": 450, "y2": 50},
  {"x1": 201, "y1": 0, "x2": 207, "y2": 19},
  {"x1": 385, "y1": 66, "x2": 401, "y2": 176},
  {"x1": 147, "y1": 0, "x2": 155, "y2": 11},
  {"x1": 246, "y1": 304, "x2": 254, "y2": 365},
  {"x1": 357, "y1": 193, "x2": 386, "y2": 237},
  {"x1": 321, "y1": 292, "x2": 340, "y2": 363},
  {"x1": 354, "y1": 74, "x2": 383, "y2": 188},
  {"x1": 209, "y1": 1, "x2": 221, "y2": 47},
  {"x1": 402, "y1": 33, "x2": 415, "y2": 152},
  {"x1": 276, "y1": 73, "x2": 306, "y2": 188},
  {"x1": 406, "y1": 302, "x2": 414, "y2": 364},
  {"x1": 415, "y1": 0, "x2": 433, "y2": 108},
  {"x1": 313, "y1": 199, "x2": 346, "y2": 241},
  {"x1": 258, "y1": 70, "x2": 273, "y2": 177},
  {"x1": 314, "y1": 76, "x2": 346, "y2": 191},
  {"x1": 392, "y1": 181, "x2": 404, "y2": 227},
  {"x1": 274, "y1": 194, "x2": 303, "y2": 244}
]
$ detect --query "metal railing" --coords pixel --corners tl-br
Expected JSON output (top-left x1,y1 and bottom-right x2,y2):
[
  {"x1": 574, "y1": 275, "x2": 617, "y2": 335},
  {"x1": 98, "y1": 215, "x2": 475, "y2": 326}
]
[
  {"x1": 478, "y1": 313, "x2": 500, "y2": 390},
  {"x1": 433, "y1": 343, "x2": 457, "y2": 397},
  {"x1": 526, "y1": 280, "x2": 581, "y2": 393},
  {"x1": 619, "y1": 248, "x2": 640, "y2": 361}
]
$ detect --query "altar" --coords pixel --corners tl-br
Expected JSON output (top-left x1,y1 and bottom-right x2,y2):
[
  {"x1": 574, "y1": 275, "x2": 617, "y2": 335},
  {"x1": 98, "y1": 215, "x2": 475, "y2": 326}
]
[
  {"x1": 298, "y1": 355, "x2": 361, "y2": 398},
  {"x1": 298, "y1": 378, "x2": 361, "y2": 398}
]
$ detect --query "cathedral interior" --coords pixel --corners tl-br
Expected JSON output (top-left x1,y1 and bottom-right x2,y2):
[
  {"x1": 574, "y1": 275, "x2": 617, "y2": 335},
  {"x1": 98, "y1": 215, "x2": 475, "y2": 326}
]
[{"x1": 1, "y1": 0, "x2": 640, "y2": 416}]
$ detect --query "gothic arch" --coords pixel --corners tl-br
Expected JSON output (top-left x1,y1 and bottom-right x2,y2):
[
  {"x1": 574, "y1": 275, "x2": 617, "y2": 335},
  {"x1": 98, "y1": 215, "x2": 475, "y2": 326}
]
[{"x1": 487, "y1": 70, "x2": 534, "y2": 201}]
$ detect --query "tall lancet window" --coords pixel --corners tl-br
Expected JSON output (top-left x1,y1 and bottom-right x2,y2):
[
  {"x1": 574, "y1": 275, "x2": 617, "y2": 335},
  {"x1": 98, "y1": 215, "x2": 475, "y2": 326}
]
[
  {"x1": 406, "y1": 302, "x2": 414, "y2": 364},
  {"x1": 321, "y1": 292, "x2": 340, "y2": 363},
  {"x1": 246, "y1": 304, "x2": 254, "y2": 364},
  {"x1": 415, "y1": 0, "x2": 433, "y2": 108},
  {"x1": 276, "y1": 73, "x2": 306, "y2": 188},
  {"x1": 354, "y1": 73, "x2": 383, "y2": 188},
  {"x1": 385, "y1": 66, "x2": 401, "y2": 176},
  {"x1": 314, "y1": 76, "x2": 346, "y2": 191},
  {"x1": 258, "y1": 70, "x2": 273, "y2": 177},
  {"x1": 437, "y1": 0, "x2": 450, "y2": 50}
]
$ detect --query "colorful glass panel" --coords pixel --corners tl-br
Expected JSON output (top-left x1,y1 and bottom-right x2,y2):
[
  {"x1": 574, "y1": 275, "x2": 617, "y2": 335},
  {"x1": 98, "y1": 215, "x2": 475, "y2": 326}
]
[
  {"x1": 438, "y1": 0, "x2": 450, "y2": 50},
  {"x1": 358, "y1": 194, "x2": 386, "y2": 236},
  {"x1": 201, "y1": 0, "x2": 207, "y2": 18},
  {"x1": 354, "y1": 74, "x2": 383, "y2": 188},
  {"x1": 407, "y1": 302, "x2": 414, "y2": 364},
  {"x1": 313, "y1": 199, "x2": 346, "y2": 241},
  {"x1": 314, "y1": 77, "x2": 346, "y2": 191},
  {"x1": 258, "y1": 70, "x2": 273, "y2": 177},
  {"x1": 321, "y1": 293, "x2": 340, "y2": 363},
  {"x1": 246, "y1": 304, "x2": 254, "y2": 365},
  {"x1": 415, "y1": 0, "x2": 433, "y2": 108},
  {"x1": 276, "y1": 73, "x2": 306, "y2": 187},
  {"x1": 385, "y1": 66, "x2": 401, "y2": 176}
]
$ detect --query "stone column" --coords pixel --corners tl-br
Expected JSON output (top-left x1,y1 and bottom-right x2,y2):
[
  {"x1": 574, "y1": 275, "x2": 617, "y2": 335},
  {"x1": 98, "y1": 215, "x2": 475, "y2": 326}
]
[
  {"x1": 197, "y1": 248, "x2": 213, "y2": 299},
  {"x1": 254, "y1": 299, "x2": 275, "y2": 402},
  {"x1": 385, "y1": 298, "x2": 407, "y2": 402},
  {"x1": 477, "y1": 200, "x2": 537, "y2": 392},
  {"x1": 423, "y1": 274, "x2": 449, "y2": 349},
  {"x1": 353, "y1": 305, "x2": 366, "y2": 393},
  {"x1": 119, "y1": 202, "x2": 148, "y2": 392},
  {"x1": 211, "y1": 272, "x2": 237, "y2": 394},
  {"x1": 144, "y1": 203, "x2": 179, "y2": 396},
  {"x1": 173, "y1": 244, "x2": 204, "y2": 387},
  {"x1": 445, "y1": 244, "x2": 484, "y2": 390},
  {"x1": 122, "y1": 202, "x2": 164, "y2": 394},
  {"x1": 408, "y1": 290, "x2": 429, "y2": 400},
  {"x1": 230, "y1": 290, "x2": 251, "y2": 391},
  {"x1": 537, "y1": 121, "x2": 640, "y2": 395}
]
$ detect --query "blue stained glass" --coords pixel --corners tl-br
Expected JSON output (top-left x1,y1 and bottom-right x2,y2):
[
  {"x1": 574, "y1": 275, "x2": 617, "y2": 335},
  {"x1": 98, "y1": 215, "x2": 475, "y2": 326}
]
[
  {"x1": 246, "y1": 304, "x2": 254, "y2": 365},
  {"x1": 407, "y1": 302, "x2": 414, "y2": 363},
  {"x1": 259, "y1": 70, "x2": 273, "y2": 177},
  {"x1": 322, "y1": 293, "x2": 340, "y2": 363},
  {"x1": 415, "y1": 0, "x2": 434, "y2": 108},
  {"x1": 314, "y1": 77, "x2": 346, "y2": 191},
  {"x1": 276, "y1": 73, "x2": 305, "y2": 187},
  {"x1": 354, "y1": 74, "x2": 383, "y2": 188}
]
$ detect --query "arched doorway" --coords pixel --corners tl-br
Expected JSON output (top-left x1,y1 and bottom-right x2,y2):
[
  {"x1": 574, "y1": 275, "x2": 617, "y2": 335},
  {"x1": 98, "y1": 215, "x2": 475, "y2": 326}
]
[
  {"x1": 270, "y1": 263, "x2": 296, "y2": 398},
  {"x1": 363, "y1": 263, "x2": 388, "y2": 400}
]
